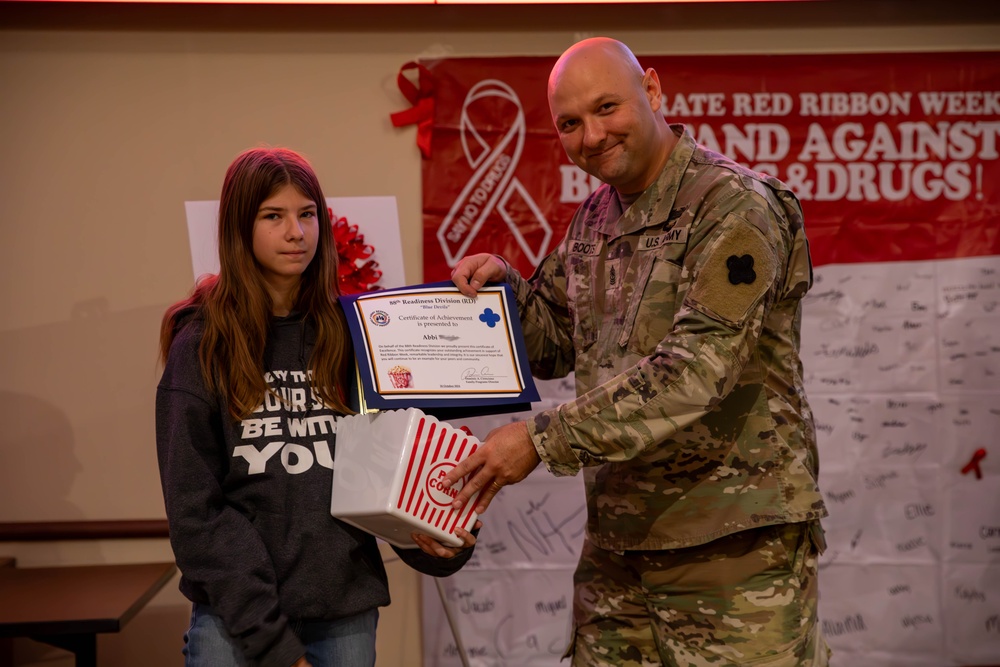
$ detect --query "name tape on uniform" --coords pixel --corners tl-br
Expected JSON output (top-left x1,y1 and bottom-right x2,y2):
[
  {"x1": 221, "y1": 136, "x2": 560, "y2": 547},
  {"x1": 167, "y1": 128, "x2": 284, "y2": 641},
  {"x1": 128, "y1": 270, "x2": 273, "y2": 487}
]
[
  {"x1": 569, "y1": 239, "x2": 603, "y2": 256},
  {"x1": 639, "y1": 228, "x2": 689, "y2": 250}
]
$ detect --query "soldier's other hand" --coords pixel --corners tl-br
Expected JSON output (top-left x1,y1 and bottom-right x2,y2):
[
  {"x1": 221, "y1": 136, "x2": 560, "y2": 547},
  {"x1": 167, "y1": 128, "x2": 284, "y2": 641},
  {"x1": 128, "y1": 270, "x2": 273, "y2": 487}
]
[{"x1": 451, "y1": 254, "x2": 507, "y2": 298}]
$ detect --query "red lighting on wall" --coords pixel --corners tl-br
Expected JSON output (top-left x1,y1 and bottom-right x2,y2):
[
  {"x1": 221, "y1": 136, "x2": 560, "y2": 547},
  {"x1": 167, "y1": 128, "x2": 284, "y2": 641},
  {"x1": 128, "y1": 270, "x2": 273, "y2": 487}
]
[{"x1": 9, "y1": 0, "x2": 814, "y2": 4}]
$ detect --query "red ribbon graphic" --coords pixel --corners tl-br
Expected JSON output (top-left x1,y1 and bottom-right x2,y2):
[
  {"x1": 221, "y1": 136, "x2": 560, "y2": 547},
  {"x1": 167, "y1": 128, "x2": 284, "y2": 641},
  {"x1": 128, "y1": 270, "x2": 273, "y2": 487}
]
[
  {"x1": 436, "y1": 79, "x2": 552, "y2": 268},
  {"x1": 961, "y1": 448, "x2": 987, "y2": 480}
]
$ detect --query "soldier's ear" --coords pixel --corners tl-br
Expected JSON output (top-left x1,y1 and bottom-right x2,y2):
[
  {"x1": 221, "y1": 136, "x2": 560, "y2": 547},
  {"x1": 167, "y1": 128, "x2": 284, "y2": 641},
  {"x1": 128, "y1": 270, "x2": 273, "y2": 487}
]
[{"x1": 642, "y1": 68, "x2": 662, "y2": 112}]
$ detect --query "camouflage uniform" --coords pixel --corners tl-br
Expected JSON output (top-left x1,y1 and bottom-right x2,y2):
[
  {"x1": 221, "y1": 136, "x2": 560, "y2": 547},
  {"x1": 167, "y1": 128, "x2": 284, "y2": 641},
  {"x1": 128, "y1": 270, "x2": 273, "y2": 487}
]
[{"x1": 505, "y1": 125, "x2": 829, "y2": 665}]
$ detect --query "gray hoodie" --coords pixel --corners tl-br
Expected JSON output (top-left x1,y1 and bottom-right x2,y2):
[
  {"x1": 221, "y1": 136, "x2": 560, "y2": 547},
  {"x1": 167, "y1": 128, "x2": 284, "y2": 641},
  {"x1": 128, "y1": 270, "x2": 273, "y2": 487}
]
[{"x1": 156, "y1": 310, "x2": 472, "y2": 666}]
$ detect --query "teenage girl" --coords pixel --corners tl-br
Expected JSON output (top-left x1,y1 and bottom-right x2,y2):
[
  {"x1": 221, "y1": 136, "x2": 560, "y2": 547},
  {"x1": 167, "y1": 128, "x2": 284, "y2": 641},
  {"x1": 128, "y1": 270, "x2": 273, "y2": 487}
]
[{"x1": 157, "y1": 147, "x2": 476, "y2": 667}]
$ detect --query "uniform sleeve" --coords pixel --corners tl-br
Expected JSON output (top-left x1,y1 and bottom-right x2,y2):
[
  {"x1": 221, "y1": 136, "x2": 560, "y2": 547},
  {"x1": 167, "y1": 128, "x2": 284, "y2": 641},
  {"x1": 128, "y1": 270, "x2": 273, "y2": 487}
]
[
  {"x1": 505, "y1": 232, "x2": 577, "y2": 381},
  {"x1": 526, "y1": 193, "x2": 787, "y2": 476},
  {"x1": 156, "y1": 349, "x2": 305, "y2": 667}
]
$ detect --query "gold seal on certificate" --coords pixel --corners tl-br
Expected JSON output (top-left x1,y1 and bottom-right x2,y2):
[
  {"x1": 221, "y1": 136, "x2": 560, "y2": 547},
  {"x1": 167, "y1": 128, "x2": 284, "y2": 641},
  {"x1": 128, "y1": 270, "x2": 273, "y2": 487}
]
[{"x1": 339, "y1": 281, "x2": 539, "y2": 415}]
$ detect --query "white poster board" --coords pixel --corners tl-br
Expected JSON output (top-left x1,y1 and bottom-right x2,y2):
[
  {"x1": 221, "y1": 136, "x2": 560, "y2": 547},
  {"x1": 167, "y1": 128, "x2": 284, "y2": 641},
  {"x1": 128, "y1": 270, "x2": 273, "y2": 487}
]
[{"x1": 421, "y1": 255, "x2": 1000, "y2": 667}]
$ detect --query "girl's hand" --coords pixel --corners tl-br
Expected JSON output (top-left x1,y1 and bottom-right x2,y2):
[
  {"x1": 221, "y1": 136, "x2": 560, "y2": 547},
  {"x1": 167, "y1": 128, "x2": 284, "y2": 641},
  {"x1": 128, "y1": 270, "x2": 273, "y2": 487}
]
[
  {"x1": 411, "y1": 520, "x2": 481, "y2": 558},
  {"x1": 292, "y1": 657, "x2": 313, "y2": 667}
]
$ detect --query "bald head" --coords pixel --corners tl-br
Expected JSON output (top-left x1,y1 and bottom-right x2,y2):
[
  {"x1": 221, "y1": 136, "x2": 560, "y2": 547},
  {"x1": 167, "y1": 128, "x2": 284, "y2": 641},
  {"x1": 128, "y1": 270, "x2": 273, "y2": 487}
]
[{"x1": 548, "y1": 38, "x2": 645, "y2": 101}]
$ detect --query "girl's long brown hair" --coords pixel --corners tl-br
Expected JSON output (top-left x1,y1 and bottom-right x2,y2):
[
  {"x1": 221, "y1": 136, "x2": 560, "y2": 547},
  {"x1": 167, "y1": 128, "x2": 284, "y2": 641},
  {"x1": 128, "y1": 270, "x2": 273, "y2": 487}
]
[{"x1": 159, "y1": 147, "x2": 352, "y2": 420}]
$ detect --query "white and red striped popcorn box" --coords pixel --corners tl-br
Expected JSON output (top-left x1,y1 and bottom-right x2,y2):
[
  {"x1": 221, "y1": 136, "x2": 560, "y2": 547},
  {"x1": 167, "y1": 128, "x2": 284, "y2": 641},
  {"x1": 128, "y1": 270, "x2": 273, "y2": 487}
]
[{"x1": 331, "y1": 408, "x2": 482, "y2": 548}]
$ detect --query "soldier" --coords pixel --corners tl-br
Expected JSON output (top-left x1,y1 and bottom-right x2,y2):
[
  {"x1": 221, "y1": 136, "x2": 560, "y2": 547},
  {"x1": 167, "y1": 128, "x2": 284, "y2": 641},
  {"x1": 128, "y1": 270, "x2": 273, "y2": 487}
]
[{"x1": 447, "y1": 37, "x2": 830, "y2": 666}]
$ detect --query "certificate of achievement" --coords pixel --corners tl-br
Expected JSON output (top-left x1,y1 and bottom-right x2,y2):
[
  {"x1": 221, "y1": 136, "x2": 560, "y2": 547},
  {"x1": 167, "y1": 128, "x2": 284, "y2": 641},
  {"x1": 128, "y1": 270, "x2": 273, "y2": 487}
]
[{"x1": 339, "y1": 281, "x2": 540, "y2": 415}]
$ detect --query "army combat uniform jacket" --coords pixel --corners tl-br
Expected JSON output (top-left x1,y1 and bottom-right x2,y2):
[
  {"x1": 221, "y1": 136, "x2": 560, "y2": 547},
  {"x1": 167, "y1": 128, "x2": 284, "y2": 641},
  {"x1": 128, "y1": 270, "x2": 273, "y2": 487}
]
[{"x1": 507, "y1": 124, "x2": 828, "y2": 552}]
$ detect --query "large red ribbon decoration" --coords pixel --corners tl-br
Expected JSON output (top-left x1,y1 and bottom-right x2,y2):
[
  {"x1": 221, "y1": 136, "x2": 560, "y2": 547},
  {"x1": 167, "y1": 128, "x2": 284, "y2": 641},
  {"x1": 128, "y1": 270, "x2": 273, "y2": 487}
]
[{"x1": 390, "y1": 61, "x2": 436, "y2": 159}]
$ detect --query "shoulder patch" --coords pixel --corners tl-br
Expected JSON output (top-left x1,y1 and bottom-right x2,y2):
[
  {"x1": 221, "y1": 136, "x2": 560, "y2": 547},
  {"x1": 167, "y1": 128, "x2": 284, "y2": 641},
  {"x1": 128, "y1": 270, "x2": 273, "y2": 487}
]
[
  {"x1": 687, "y1": 216, "x2": 778, "y2": 327},
  {"x1": 726, "y1": 254, "x2": 756, "y2": 284}
]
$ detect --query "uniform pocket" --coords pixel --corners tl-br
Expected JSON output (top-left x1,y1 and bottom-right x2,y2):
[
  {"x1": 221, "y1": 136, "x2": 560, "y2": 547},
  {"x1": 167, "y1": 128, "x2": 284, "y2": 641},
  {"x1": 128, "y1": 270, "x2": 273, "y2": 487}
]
[
  {"x1": 567, "y1": 253, "x2": 599, "y2": 352},
  {"x1": 621, "y1": 255, "x2": 681, "y2": 355}
]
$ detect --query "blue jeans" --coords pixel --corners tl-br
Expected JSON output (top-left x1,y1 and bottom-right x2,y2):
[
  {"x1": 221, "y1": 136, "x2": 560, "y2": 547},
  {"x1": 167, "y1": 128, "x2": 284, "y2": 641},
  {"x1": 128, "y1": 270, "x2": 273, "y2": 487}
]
[{"x1": 183, "y1": 603, "x2": 378, "y2": 667}]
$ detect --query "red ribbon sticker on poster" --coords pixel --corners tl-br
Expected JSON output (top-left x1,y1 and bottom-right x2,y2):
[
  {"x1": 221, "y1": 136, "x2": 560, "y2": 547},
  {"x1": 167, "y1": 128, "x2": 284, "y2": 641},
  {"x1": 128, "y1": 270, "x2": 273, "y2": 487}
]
[{"x1": 395, "y1": 52, "x2": 1000, "y2": 280}]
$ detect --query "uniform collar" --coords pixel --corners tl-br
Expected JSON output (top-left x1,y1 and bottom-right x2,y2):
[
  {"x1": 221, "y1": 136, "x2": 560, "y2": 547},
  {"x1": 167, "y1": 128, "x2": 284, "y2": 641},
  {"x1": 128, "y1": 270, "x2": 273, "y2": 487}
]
[{"x1": 591, "y1": 123, "x2": 694, "y2": 241}]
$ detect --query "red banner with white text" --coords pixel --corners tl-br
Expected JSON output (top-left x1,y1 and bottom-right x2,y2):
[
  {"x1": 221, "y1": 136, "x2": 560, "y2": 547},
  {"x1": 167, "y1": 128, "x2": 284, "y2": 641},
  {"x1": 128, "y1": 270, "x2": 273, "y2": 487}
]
[{"x1": 401, "y1": 52, "x2": 1000, "y2": 280}]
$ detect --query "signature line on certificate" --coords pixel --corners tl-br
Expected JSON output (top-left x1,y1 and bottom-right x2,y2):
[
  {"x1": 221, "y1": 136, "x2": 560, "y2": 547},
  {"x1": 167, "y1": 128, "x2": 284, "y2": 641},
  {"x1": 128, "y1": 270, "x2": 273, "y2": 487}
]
[{"x1": 461, "y1": 367, "x2": 507, "y2": 380}]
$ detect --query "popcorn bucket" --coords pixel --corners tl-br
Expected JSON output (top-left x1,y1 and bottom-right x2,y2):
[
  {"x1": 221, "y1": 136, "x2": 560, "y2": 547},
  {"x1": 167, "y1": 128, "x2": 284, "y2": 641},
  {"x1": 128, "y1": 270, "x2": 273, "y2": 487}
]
[{"x1": 331, "y1": 408, "x2": 482, "y2": 548}]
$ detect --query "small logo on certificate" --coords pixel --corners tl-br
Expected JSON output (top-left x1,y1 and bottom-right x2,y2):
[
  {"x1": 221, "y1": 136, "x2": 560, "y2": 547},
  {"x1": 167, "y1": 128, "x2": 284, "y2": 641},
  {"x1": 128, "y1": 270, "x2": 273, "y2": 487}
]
[
  {"x1": 370, "y1": 310, "x2": 390, "y2": 326},
  {"x1": 388, "y1": 365, "x2": 413, "y2": 388}
]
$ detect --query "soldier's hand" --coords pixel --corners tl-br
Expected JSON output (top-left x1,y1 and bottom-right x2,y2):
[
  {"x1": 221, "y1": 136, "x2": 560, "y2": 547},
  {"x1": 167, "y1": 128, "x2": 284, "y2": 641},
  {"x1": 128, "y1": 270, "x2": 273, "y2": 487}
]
[
  {"x1": 443, "y1": 421, "x2": 540, "y2": 513},
  {"x1": 451, "y1": 254, "x2": 507, "y2": 298}
]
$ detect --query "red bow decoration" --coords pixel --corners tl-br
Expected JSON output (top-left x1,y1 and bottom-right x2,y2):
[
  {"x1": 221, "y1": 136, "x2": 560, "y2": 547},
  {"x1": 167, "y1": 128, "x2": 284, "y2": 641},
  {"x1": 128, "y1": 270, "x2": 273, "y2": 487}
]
[
  {"x1": 330, "y1": 209, "x2": 383, "y2": 295},
  {"x1": 389, "y1": 61, "x2": 435, "y2": 159}
]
